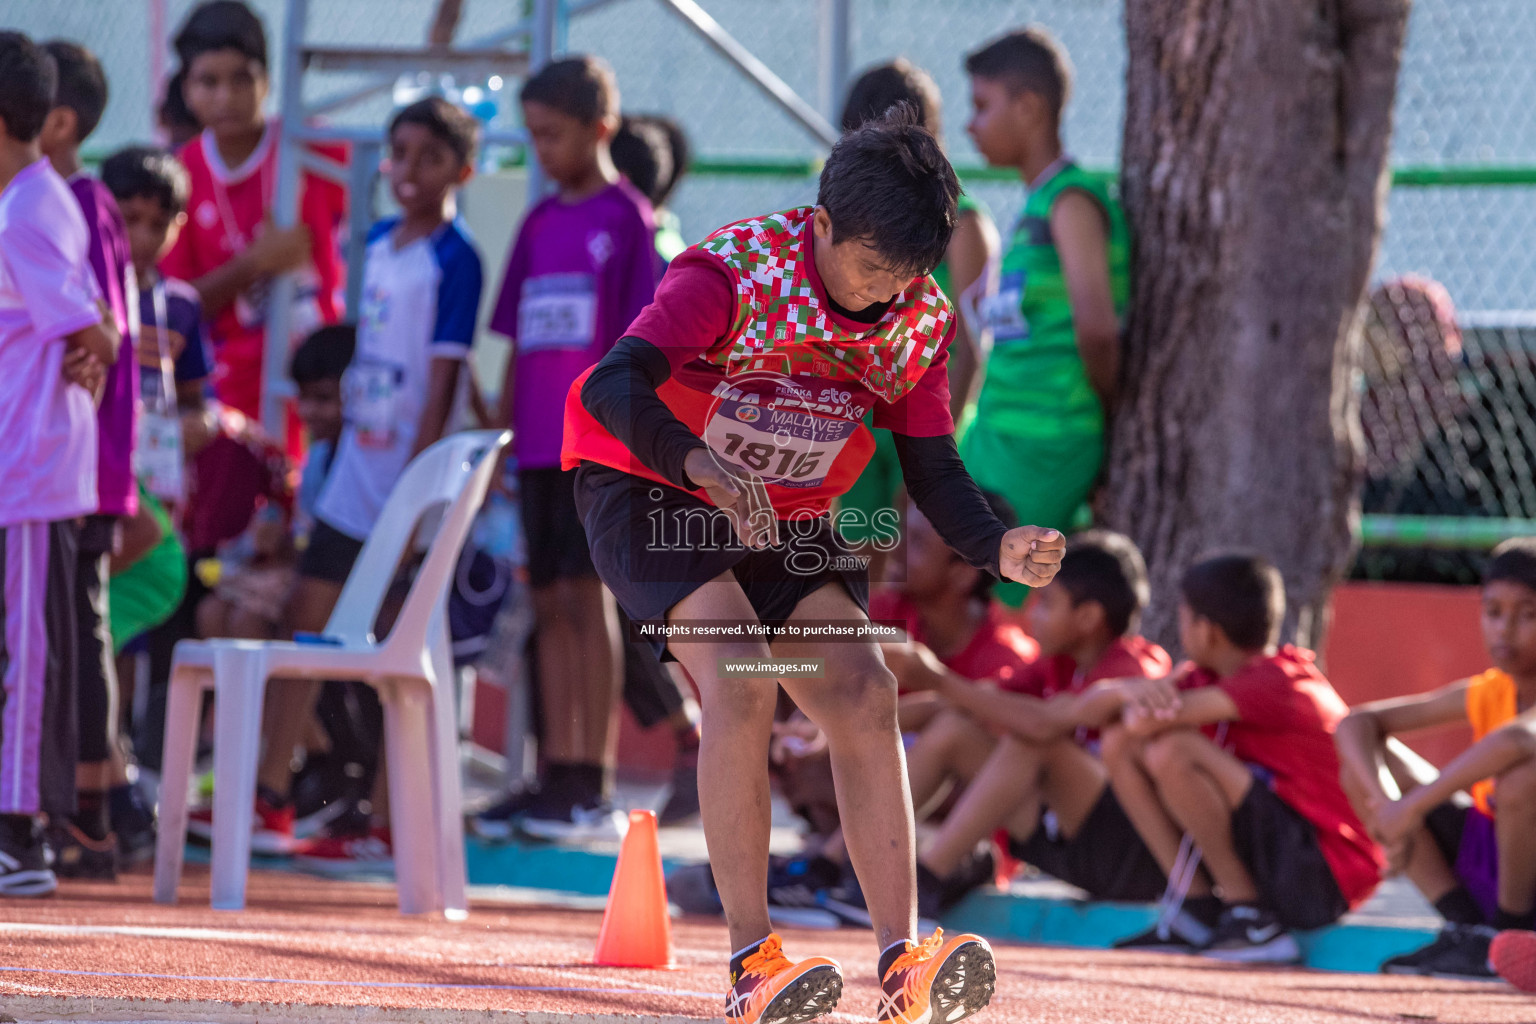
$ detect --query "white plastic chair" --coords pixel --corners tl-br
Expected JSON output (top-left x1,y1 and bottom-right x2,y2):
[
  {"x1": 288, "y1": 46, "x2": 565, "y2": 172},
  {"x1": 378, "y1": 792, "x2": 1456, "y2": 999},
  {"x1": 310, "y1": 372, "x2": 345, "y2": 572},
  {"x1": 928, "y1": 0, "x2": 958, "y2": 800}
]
[{"x1": 154, "y1": 429, "x2": 510, "y2": 917}]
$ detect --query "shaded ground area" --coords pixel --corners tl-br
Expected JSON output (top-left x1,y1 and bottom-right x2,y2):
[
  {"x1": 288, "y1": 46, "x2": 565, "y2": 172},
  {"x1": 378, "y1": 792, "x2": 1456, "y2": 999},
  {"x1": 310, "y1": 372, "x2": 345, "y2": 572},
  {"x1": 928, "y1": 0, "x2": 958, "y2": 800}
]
[{"x1": 0, "y1": 868, "x2": 1529, "y2": 1023}]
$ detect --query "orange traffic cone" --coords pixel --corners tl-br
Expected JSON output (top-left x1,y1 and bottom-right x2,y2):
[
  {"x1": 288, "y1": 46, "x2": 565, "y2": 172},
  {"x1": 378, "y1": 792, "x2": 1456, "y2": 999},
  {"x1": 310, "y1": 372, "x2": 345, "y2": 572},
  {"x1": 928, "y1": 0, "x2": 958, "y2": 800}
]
[{"x1": 593, "y1": 809, "x2": 676, "y2": 968}]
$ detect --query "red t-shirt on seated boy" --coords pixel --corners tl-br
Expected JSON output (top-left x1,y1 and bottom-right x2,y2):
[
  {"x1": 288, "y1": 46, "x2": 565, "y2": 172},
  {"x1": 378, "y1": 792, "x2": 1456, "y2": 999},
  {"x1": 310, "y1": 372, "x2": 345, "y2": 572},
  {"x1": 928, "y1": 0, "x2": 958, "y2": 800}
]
[{"x1": 1186, "y1": 644, "x2": 1385, "y2": 909}]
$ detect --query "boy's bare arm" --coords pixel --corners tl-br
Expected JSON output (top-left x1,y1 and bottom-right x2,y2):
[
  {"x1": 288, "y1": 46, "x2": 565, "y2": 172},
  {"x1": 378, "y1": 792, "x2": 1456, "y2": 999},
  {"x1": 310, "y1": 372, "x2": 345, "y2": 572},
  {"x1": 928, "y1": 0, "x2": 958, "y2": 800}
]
[
  {"x1": 940, "y1": 208, "x2": 997, "y2": 419},
  {"x1": 65, "y1": 299, "x2": 118, "y2": 363},
  {"x1": 1121, "y1": 684, "x2": 1240, "y2": 736},
  {"x1": 1375, "y1": 706, "x2": 1536, "y2": 848},
  {"x1": 1051, "y1": 191, "x2": 1120, "y2": 410},
  {"x1": 191, "y1": 218, "x2": 311, "y2": 317},
  {"x1": 409, "y1": 357, "x2": 464, "y2": 458},
  {"x1": 1335, "y1": 681, "x2": 1469, "y2": 808},
  {"x1": 934, "y1": 673, "x2": 1084, "y2": 744}
]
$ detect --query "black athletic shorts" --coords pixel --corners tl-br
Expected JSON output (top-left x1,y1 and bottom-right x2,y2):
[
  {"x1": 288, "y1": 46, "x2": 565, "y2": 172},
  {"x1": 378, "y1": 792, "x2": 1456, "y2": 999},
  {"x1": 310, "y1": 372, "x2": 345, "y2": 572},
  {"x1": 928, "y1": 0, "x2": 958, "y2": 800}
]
[
  {"x1": 519, "y1": 467, "x2": 597, "y2": 587},
  {"x1": 1232, "y1": 769, "x2": 1349, "y2": 931},
  {"x1": 1009, "y1": 786, "x2": 1169, "y2": 902},
  {"x1": 298, "y1": 518, "x2": 365, "y2": 585},
  {"x1": 574, "y1": 462, "x2": 870, "y2": 660}
]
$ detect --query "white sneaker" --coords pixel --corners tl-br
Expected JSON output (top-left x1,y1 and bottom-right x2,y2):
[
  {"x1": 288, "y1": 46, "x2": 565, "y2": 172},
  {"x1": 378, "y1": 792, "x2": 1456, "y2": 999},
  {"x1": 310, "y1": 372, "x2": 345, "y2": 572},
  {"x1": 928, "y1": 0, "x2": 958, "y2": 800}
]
[{"x1": 518, "y1": 801, "x2": 630, "y2": 843}]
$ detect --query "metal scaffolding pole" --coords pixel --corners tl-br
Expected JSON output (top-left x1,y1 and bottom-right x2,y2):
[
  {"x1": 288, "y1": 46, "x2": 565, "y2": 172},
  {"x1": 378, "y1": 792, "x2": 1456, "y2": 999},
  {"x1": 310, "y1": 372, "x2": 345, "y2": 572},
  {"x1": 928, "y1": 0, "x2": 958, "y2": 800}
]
[
  {"x1": 525, "y1": 0, "x2": 559, "y2": 205},
  {"x1": 262, "y1": 0, "x2": 311, "y2": 439},
  {"x1": 819, "y1": 0, "x2": 852, "y2": 126},
  {"x1": 657, "y1": 0, "x2": 838, "y2": 148}
]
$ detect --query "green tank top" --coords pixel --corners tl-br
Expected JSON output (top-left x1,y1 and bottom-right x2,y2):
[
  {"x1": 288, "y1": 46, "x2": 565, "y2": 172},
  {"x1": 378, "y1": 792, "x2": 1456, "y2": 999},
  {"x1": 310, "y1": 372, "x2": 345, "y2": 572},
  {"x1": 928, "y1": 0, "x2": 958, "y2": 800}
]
[{"x1": 976, "y1": 162, "x2": 1130, "y2": 439}]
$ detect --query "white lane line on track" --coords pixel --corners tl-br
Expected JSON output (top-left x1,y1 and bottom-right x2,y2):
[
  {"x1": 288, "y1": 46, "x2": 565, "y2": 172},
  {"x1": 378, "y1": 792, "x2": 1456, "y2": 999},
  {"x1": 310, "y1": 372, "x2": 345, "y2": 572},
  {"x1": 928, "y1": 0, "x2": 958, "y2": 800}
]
[
  {"x1": 0, "y1": 921, "x2": 297, "y2": 942},
  {"x1": 0, "y1": 965, "x2": 721, "y2": 1001}
]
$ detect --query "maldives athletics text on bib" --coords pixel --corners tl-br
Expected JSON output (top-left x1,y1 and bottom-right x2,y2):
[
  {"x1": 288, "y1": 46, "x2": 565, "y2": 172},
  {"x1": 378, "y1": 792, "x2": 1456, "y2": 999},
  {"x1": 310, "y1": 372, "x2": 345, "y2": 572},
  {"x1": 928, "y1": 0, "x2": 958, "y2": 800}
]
[{"x1": 563, "y1": 207, "x2": 954, "y2": 518}]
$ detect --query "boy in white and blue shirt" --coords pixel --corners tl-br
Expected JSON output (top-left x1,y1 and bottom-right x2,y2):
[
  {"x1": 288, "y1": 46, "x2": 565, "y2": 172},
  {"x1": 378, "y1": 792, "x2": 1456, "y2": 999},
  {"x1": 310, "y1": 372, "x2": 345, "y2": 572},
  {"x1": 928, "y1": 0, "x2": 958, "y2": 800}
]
[{"x1": 249, "y1": 97, "x2": 484, "y2": 860}]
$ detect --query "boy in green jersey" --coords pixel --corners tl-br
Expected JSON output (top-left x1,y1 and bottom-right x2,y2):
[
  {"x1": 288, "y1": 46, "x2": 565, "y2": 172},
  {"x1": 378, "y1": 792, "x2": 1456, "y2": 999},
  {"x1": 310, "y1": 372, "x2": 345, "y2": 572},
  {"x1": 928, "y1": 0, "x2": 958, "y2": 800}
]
[
  {"x1": 833, "y1": 60, "x2": 1000, "y2": 583},
  {"x1": 961, "y1": 27, "x2": 1130, "y2": 604}
]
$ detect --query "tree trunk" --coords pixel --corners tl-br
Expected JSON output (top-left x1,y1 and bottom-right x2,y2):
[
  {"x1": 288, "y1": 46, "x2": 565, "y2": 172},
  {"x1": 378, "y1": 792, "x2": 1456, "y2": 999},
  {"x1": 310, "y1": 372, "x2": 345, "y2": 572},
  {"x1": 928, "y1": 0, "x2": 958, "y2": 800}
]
[{"x1": 1103, "y1": 0, "x2": 1412, "y2": 652}]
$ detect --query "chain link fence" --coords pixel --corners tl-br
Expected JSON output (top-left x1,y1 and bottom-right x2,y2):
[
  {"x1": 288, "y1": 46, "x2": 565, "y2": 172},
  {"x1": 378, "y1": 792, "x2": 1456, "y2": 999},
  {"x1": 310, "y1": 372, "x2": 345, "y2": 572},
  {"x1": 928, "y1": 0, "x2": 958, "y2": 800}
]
[{"x1": 3, "y1": 0, "x2": 1531, "y2": 580}]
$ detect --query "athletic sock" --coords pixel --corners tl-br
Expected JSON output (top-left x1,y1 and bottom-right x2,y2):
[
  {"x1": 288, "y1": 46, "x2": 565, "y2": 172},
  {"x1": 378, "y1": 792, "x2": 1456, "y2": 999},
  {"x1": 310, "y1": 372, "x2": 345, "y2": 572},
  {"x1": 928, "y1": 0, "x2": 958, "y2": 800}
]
[
  {"x1": 878, "y1": 938, "x2": 914, "y2": 979},
  {"x1": 1435, "y1": 886, "x2": 1487, "y2": 926},
  {"x1": 1493, "y1": 906, "x2": 1536, "y2": 932},
  {"x1": 730, "y1": 935, "x2": 775, "y2": 981},
  {"x1": 73, "y1": 790, "x2": 110, "y2": 842},
  {"x1": 1183, "y1": 895, "x2": 1224, "y2": 927},
  {"x1": 0, "y1": 813, "x2": 36, "y2": 850},
  {"x1": 538, "y1": 762, "x2": 607, "y2": 813}
]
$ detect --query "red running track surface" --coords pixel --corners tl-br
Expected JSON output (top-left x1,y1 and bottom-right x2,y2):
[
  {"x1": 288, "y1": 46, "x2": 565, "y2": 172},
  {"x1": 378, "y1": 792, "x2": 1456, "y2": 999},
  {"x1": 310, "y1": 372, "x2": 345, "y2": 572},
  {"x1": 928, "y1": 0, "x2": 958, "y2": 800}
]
[{"x1": 0, "y1": 867, "x2": 1530, "y2": 1022}]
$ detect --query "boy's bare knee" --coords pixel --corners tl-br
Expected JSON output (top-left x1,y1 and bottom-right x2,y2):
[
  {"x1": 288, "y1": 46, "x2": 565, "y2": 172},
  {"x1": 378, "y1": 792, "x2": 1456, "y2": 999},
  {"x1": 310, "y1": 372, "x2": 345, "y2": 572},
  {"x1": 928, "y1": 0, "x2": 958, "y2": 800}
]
[
  {"x1": 1141, "y1": 731, "x2": 1198, "y2": 779},
  {"x1": 822, "y1": 663, "x2": 899, "y2": 735},
  {"x1": 1099, "y1": 724, "x2": 1138, "y2": 769}
]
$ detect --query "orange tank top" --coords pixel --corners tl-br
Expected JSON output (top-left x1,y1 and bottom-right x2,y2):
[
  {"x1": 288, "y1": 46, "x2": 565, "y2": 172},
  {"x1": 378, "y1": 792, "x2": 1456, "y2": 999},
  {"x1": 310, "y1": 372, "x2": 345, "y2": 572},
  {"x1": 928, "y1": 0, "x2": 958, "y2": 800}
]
[{"x1": 1466, "y1": 668, "x2": 1519, "y2": 815}]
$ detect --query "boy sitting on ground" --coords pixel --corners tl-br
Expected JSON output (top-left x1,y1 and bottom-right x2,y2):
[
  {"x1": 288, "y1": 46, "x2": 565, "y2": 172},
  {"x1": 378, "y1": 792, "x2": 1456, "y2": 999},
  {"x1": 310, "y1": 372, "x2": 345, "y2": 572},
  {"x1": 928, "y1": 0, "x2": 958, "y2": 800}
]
[
  {"x1": 1335, "y1": 537, "x2": 1536, "y2": 979},
  {"x1": 1101, "y1": 554, "x2": 1383, "y2": 964},
  {"x1": 874, "y1": 531, "x2": 1173, "y2": 920}
]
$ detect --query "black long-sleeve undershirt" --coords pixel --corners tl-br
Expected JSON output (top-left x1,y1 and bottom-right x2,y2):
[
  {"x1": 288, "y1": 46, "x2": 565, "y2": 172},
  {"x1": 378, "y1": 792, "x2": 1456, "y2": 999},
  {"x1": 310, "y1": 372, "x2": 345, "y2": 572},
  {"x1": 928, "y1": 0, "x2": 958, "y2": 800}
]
[{"x1": 580, "y1": 336, "x2": 1010, "y2": 577}]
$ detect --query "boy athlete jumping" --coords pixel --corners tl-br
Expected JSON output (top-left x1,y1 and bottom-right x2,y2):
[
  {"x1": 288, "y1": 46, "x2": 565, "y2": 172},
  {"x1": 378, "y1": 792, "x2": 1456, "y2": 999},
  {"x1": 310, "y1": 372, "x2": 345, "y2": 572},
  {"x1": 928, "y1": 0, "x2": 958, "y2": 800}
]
[{"x1": 563, "y1": 109, "x2": 1064, "y2": 1024}]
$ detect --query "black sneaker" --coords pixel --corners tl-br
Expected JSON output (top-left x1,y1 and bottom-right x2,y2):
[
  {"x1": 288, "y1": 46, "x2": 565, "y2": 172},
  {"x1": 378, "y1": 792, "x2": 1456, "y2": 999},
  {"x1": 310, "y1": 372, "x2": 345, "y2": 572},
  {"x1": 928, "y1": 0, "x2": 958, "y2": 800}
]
[
  {"x1": 109, "y1": 783, "x2": 157, "y2": 868},
  {"x1": 822, "y1": 873, "x2": 873, "y2": 928},
  {"x1": 657, "y1": 746, "x2": 700, "y2": 826},
  {"x1": 0, "y1": 819, "x2": 57, "y2": 896},
  {"x1": 46, "y1": 820, "x2": 119, "y2": 880},
  {"x1": 1382, "y1": 923, "x2": 1498, "y2": 980},
  {"x1": 518, "y1": 798, "x2": 629, "y2": 843},
  {"x1": 766, "y1": 855, "x2": 842, "y2": 929},
  {"x1": 666, "y1": 861, "x2": 723, "y2": 915},
  {"x1": 1113, "y1": 908, "x2": 1215, "y2": 954},
  {"x1": 937, "y1": 847, "x2": 997, "y2": 911},
  {"x1": 1202, "y1": 904, "x2": 1300, "y2": 964},
  {"x1": 469, "y1": 785, "x2": 543, "y2": 841}
]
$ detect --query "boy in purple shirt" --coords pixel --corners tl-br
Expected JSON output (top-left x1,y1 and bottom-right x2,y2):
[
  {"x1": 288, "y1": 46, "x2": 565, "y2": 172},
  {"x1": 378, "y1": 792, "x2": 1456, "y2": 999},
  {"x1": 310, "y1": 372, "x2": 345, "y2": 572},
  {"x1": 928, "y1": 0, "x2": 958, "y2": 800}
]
[
  {"x1": 0, "y1": 32, "x2": 119, "y2": 897},
  {"x1": 39, "y1": 40, "x2": 136, "y2": 880},
  {"x1": 484, "y1": 56, "x2": 658, "y2": 841}
]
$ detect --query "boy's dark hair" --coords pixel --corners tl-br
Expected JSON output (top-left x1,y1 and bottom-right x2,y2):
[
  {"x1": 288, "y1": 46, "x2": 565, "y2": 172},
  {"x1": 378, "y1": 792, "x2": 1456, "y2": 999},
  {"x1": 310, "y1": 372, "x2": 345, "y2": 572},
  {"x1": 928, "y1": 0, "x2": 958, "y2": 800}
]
[
  {"x1": 840, "y1": 59, "x2": 942, "y2": 136},
  {"x1": 159, "y1": 66, "x2": 199, "y2": 136},
  {"x1": 611, "y1": 116, "x2": 670, "y2": 207},
  {"x1": 290, "y1": 324, "x2": 355, "y2": 384},
  {"x1": 0, "y1": 32, "x2": 57, "y2": 143},
  {"x1": 611, "y1": 114, "x2": 690, "y2": 209},
  {"x1": 964, "y1": 26, "x2": 1073, "y2": 123},
  {"x1": 1057, "y1": 530, "x2": 1150, "y2": 637},
  {"x1": 969, "y1": 490, "x2": 1018, "y2": 600},
  {"x1": 816, "y1": 106, "x2": 960, "y2": 279},
  {"x1": 520, "y1": 55, "x2": 619, "y2": 125},
  {"x1": 41, "y1": 41, "x2": 107, "y2": 143},
  {"x1": 1180, "y1": 553, "x2": 1286, "y2": 651},
  {"x1": 175, "y1": 1, "x2": 268, "y2": 71},
  {"x1": 390, "y1": 96, "x2": 479, "y2": 166},
  {"x1": 101, "y1": 146, "x2": 191, "y2": 216},
  {"x1": 1485, "y1": 538, "x2": 1536, "y2": 595}
]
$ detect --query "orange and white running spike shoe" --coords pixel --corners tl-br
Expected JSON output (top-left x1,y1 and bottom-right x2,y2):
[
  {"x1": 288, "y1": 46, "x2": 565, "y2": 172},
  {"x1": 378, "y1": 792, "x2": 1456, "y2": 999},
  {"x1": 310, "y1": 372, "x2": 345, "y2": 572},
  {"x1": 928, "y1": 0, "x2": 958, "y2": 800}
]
[
  {"x1": 876, "y1": 929, "x2": 997, "y2": 1024},
  {"x1": 725, "y1": 933, "x2": 843, "y2": 1024}
]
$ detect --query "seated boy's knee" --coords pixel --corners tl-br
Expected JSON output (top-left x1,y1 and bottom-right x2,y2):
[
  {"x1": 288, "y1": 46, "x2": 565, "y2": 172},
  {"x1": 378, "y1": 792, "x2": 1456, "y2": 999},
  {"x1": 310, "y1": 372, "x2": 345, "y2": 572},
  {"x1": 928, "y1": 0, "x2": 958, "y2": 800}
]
[
  {"x1": 1140, "y1": 731, "x2": 1199, "y2": 778},
  {"x1": 1098, "y1": 723, "x2": 1136, "y2": 768}
]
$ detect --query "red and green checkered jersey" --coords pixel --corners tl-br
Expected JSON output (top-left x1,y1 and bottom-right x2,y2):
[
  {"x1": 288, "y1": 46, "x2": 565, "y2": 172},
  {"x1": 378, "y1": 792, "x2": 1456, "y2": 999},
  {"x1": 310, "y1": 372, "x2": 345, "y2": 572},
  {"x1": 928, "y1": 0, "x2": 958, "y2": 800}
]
[{"x1": 562, "y1": 207, "x2": 957, "y2": 517}]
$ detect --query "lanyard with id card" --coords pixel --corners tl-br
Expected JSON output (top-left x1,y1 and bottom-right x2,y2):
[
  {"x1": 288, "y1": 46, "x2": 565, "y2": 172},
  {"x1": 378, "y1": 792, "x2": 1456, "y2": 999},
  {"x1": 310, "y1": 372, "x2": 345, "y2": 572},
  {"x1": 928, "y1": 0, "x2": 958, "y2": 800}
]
[{"x1": 137, "y1": 280, "x2": 186, "y2": 504}]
